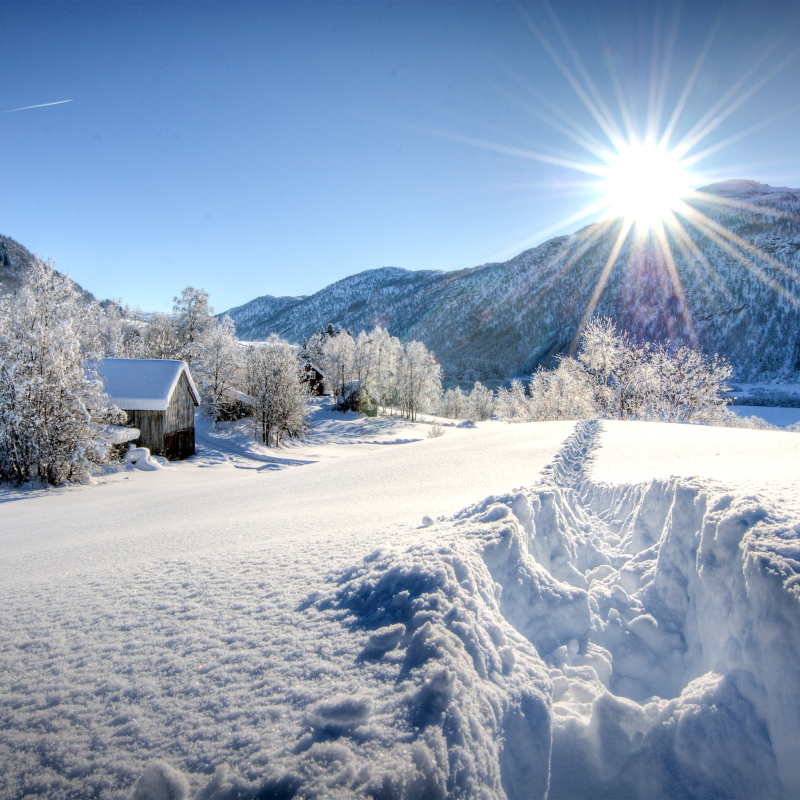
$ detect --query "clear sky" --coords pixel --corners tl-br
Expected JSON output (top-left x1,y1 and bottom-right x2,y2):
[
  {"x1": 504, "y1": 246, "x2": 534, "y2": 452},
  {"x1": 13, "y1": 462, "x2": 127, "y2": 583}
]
[{"x1": 2, "y1": 1, "x2": 799, "y2": 313}]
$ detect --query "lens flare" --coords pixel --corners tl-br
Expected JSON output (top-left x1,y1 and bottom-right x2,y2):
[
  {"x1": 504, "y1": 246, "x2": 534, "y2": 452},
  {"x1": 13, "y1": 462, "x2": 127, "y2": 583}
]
[{"x1": 602, "y1": 142, "x2": 691, "y2": 226}]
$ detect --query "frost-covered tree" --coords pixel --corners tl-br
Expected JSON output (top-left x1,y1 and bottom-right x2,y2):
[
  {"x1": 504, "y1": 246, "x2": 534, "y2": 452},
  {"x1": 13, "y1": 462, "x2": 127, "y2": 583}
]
[
  {"x1": 193, "y1": 315, "x2": 242, "y2": 426},
  {"x1": 371, "y1": 330, "x2": 404, "y2": 413},
  {"x1": 495, "y1": 378, "x2": 531, "y2": 422},
  {"x1": 465, "y1": 381, "x2": 494, "y2": 421},
  {"x1": 527, "y1": 358, "x2": 595, "y2": 420},
  {"x1": 142, "y1": 312, "x2": 182, "y2": 360},
  {"x1": 99, "y1": 302, "x2": 149, "y2": 359},
  {"x1": 578, "y1": 316, "x2": 623, "y2": 415},
  {"x1": 440, "y1": 386, "x2": 466, "y2": 419},
  {"x1": 173, "y1": 286, "x2": 214, "y2": 363},
  {"x1": 642, "y1": 343, "x2": 731, "y2": 423},
  {"x1": 320, "y1": 328, "x2": 355, "y2": 402},
  {"x1": 395, "y1": 340, "x2": 442, "y2": 421},
  {"x1": 316, "y1": 326, "x2": 442, "y2": 419},
  {"x1": 98, "y1": 300, "x2": 126, "y2": 358},
  {"x1": 0, "y1": 258, "x2": 124, "y2": 485},
  {"x1": 245, "y1": 336, "x2": 310, "y2": 447}
]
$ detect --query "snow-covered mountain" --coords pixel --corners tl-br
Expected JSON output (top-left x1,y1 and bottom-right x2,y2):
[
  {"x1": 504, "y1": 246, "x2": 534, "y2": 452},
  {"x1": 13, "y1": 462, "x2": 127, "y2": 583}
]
[
  {"x1": 0, "y1": 234, "x2": 93, "y2": 301},
  {"x1": 224, "y1": 181, "x2": 800, "y2": 382},
  {"x1": 224, "y1": 266, "x2": 446, "y2": 343}
]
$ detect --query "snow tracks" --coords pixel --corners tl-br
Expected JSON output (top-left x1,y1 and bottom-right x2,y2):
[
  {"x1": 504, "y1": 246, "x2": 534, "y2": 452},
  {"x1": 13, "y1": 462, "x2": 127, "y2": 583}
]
[{"x1": 279, "y1": 419, "x2": 800, "y2": 800}]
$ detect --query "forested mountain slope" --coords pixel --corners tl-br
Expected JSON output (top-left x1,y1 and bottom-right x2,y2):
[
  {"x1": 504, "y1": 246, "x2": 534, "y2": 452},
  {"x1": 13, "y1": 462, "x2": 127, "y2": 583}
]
[
  {"x1": 0, "y1": 234, "x2": 94, "y2": 301},
  {"x1": 225, "y1": 266, "x2": 447, "y2": 344},
  {"x1": 225, "y1": 180, "x2": 800, "y2": 382}
]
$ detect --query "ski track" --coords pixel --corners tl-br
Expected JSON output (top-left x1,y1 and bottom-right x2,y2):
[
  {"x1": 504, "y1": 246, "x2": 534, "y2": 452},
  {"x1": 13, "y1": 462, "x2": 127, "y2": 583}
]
[{"x1": 2, "y1": 420, "x2": 800, "y2": 799}]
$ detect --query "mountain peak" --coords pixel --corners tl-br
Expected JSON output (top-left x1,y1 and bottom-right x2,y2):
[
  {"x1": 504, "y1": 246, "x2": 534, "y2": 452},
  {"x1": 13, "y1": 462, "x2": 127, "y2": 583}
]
[{"x1": 696, "y1": 179, "x2": 798, "y2": 197}]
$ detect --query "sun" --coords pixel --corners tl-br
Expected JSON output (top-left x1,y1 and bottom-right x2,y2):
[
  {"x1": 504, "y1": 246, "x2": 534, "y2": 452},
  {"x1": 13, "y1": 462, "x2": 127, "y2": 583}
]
[{"x1": 601, "y1": 141, "x2": 691, "y2": 227}]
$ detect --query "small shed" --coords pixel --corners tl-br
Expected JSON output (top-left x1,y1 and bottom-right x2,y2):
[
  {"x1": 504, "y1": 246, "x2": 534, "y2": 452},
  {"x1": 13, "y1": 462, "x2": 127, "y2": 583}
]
[
  {"x1": 336, "y1": 381, "x2": 379, "y2": 416},
  {"x1": 302, "y1": 360, "x2": 326, "y2": 396},
  {"x1": 97, "y1": 359, "x2": 200, "y2": 460}
]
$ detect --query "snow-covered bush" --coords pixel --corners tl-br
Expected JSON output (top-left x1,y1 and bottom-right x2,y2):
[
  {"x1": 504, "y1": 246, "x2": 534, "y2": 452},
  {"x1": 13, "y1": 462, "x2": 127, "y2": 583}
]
[
  {"x1": 640, "y1": 342, "x2": 732, "y2": 423},
  {"x1": 427, "y1": 421, "x2": 445, "y2": 438},
  {"x1": 440, "y1": 382, "x2": 493, "y2": 421},
  {"x1": 0, "y1": 258, "x2": 124, "y2": 484},
  {"x1": 466, "y1": 380, "x2": 495, "y2": 421},
  {"x1": 530, "y1": 358, "x2": 595, "y2": 420},
  {"x1": 495, "y1": 378, "x2": 531, "y2": 422},
  {"x1": 716, "y1": 409, "x2": 779, "y2": 430},
  {"x1": 439, "y1": 386, "x2": 467, "y2": 419}
]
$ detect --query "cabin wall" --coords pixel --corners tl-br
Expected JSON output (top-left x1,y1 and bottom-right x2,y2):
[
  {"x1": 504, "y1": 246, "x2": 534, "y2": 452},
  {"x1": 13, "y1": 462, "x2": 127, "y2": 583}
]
[
  {"x1": 165, "y1": 374, "x2": 196, "y2": 434},
  {"x1": 125, "y1": 374, "x2": 197, "y2": 460},
  {"x1": 127, "y1": 410, "x2": 165, "y2": 455}
]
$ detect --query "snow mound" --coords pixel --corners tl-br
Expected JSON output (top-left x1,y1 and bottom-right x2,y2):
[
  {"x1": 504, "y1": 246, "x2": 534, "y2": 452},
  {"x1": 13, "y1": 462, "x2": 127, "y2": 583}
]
[{"x1": 126, "y1": 446, "x2": 167, "y2": 471}]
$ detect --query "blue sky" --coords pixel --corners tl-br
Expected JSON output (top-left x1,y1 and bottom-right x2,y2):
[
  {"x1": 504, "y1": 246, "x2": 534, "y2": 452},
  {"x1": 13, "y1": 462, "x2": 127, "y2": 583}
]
[{"x1": 2, "y1": 1, "x2": 799, "y2": 313}]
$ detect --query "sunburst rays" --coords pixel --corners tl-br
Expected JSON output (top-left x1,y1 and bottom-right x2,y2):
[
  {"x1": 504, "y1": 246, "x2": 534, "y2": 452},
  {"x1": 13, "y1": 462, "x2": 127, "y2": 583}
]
[{"x1": 438, "y1": 4, "x2": 800, "y2": 350}]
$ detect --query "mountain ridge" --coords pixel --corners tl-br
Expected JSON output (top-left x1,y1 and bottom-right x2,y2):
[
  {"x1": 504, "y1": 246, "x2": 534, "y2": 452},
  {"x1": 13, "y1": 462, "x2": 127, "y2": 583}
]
[
  {"x1": 224, "y1": 180, "x2": 800, "y2": 382},
  {"x1": 0, "y1": 234, "x2": 94, "y2": 302}
]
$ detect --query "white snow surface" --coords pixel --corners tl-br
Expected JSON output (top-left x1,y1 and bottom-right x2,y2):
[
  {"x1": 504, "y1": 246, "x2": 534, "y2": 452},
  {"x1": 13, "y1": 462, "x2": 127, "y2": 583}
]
[
  {"x1": 96, "y1": 359, "x2": 200, "y2": 411},
  {"x1": 2, "y1": 405, "x2": 800, "y2": 799}
]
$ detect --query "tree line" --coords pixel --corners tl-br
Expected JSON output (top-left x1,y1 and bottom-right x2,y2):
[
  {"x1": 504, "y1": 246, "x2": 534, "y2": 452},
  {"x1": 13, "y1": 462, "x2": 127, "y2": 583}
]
[
  {"x1": 304, "y1": 325, "x2": 442, "y2": 422},
  {"x1": 0, "y1": 259, "x2": 447, "y2": 483},
  {"x1": 494, "y1": 317, "x2": 733, "y2": 425}
]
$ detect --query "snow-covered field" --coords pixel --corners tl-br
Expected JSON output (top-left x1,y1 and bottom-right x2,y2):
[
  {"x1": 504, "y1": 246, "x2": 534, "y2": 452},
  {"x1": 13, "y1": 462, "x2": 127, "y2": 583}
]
[{"x1": 2, "y1": 403, "x2": 800, "y2": 799}]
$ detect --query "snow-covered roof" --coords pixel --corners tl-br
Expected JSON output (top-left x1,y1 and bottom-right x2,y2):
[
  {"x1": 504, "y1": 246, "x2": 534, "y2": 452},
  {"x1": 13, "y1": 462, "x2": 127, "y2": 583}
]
[
  {"x1": 97, "y1": 358, "x2": 200, "y2": 411},
  {"x1": 303, "y1": 359, "x2": 325, "y2": 377}
]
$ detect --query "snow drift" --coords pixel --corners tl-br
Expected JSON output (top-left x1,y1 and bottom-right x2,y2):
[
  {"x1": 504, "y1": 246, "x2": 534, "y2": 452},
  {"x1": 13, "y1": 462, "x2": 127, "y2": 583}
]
[{"x1": 280, "y1": 420, "x2": 800, "y2": 798}]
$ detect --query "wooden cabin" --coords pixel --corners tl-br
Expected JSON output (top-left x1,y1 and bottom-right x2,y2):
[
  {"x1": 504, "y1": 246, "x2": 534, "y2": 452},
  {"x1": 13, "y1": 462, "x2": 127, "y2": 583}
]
[
  {"x1": 97, "y1": 359, "x2": 200, "y2": 460},
  {"x1": 302, "y1": 360, "x2": 326, "y2": 396}
]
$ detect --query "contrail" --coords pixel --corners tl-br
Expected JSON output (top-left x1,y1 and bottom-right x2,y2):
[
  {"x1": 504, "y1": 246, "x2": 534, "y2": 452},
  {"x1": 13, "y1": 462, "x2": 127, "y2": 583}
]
[{"x1": 3, "y1": 99, "x2": 73, "y2": 113}]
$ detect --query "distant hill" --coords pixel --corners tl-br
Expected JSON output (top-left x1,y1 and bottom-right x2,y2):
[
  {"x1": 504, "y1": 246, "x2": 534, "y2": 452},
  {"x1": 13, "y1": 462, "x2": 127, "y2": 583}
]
[
  {"x1": 0, "y1": 235, "x2": 94, "y2": 302},
  {"x1": 224, "y1": 180, "x2": 800, "y2": 382}
]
